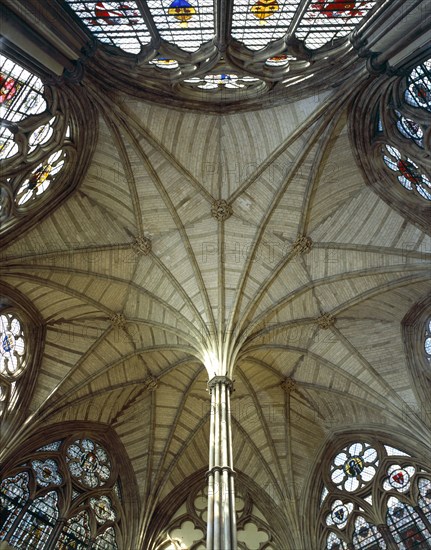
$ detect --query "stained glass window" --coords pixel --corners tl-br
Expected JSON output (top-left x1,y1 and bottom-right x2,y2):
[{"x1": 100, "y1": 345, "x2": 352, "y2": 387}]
[
  {"x1": 352, "y1": 516, "x2": 386, "y2": 549},
  {"x1": 0, "y1": 473, "x2": 30, "y2": 541},
  {"x1": 15, "y1": 149, "x2": 67, "y2": 207},
  {"x1": 382, "y1": 144, "x2": 431, "y2": 201},
  {"x1": 326, "y1": 531, "x2": 348, "y2": 549},
  {"x1": 31, "y1": 459, "x2": 63, "y2": 487},
  {"x1": 320, "y1": 440, "x2": 431, "y2": 550},
  {"x1": 231, "y1": 0, "x2": 300, "y2": 51},
  {"x1": 66, "y1": 438, "x2": 111, "y2": 488},
  {"x1": 0, "y1": 55, "x2": 45, "y2": 160},
  {"x1": 425, "y1": 318, "x2": 431, "y2": 362},
  {"x1": 146, "y1": 0, "x2": 215, "y2": 52},
  {"x1": 418, "y1": 478, "x2": 431, "y2": 522},
  {"x1": 57, "y1": 510, "x2": 91, "y2": 549},
  {"x1": 330, "y1": 442, "x2": 378, "y2": 491},
  {"x1": 63, "y1": 1, "x2": 151, "y2": 54},
  {"x1": 9, "y1": 490, "x2": 59, "y2": 549},
  {"x1": 386, "y1": 496, "x2": 431, "y2": 548},
  {"x1": 383, "y1": 464, "x2": 415, "y2": 494},
  {"x1": 0, "y1": 313, "x2": 27, "y2": 377},
  {"x1": 395, "y1": 112, "x2": 424, "y2": 148},
  {"x1": 295, "y1": 1, "x2": 378, "y2": 50},
  {"x1": 183, "y1": 74, "x2": 261, "y2": 91},
  {"x1": 93, "y1": 526, "x2": 118, "y2": 549},
  {"x1": 1, "y1": 435, "x2": 124, "y2": 549},
  {"x1": 405, "y1": 59, "x2": 431, "y2": 112}
]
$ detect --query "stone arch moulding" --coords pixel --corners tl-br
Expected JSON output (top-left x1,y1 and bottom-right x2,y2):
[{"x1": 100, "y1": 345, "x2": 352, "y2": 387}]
[
  {"x1": 0, "y1": 420, "x2": 141, "y2": 550},
  {"x1": 0, "y1": 281, "x2": 45, "y2": 441},
  {"x1": 145, "y1": 468, "x2": 289, "y2": 550},
  {"x1": 349, "y1": 61, "x2": 431, "y2": 235},
  {"x1": 402, "y1": 293, "x2": 431, "y2": 418},
  {"x1": 0, "y1": 43, "x2": 98, "y2": 248},
  {"x1": 302, "y1": 428, "x2": 431, "y2": 549}
]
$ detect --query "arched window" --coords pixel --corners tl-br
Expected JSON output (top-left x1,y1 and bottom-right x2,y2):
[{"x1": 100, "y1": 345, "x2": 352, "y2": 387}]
[
  {"x1": 351, "y1": 57, "x2": 431, "y2": 233},
  {"x1": 0, "y1": 52, "x2": 96, "y2": 244},
  {"x1": 0, "y1": 436, "x2": 124, "y2": 549},
  {"x1": 318, "y1": 438, "x2": 431, "y2": 549},
  {"x1": 425, "y1": 317, "x2": 431, "y2": 364},
  {"x1": 0, "y1": 294, "x2": 42, "y2": 425}
]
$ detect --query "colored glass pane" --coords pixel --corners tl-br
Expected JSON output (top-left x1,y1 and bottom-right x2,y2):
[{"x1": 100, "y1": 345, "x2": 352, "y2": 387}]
[
  {"x1": 64, "y1": 1, "x2": 151, "y2": 54},
  {"x1": 9, "y1": 490, "x2": 59, "y2": 549},
  {"x1": 0, "y1": 473, "x2": 30, "y2": 541},
  {"x1": 149, "y1": 58, "x2": 179, "y2": 70},
  {"x1": 66, "y1": 439, "x2": 111, "y2": 488},
  {"x1": 386, "y1": 496, "x2": 431, "y2": 548},
  {"x1": 57, "y1": 510, "x2": 91, "y2": 549},
  {"x1": 331, "y1": 443, "x2": 378, "y2": 492},
  {"x1": 295, "y1": 1, "x2": 378, "y2": 50},
  {"x1": 395, "y1": 112, "x2": 424, "y2": 147},
  {"x1": 326, "y1": 500, "x2": 353, "y2": 530},
  {"x1": 37, "y1": 441, "x2": 63, "y2": 452},
  {"x1": 28, "y1": 119, "x2": 55, "y2": 153},
  {"x1": 90, "y1": 495, "x2": 116, "y2": 524},
  {"x1": 352, "y1": 516, "x2": 386, "y2": 549},
  {"x1": 326, "y1": 531, "x2": 348, "y2": 550},
  {"x1": 383, "y1": 464, "x2": 415, "y2": 493},
  {"x1": 0, "y1": 313, "x2": 26, "y2": 377},
  {"x1": 382, "y1": 144, "x2": 431, "y2": 200},
  {"x1": 31, "y1": 459, "x2": 63, "y2": 487},
  {"x1": 425, "y1": 318, "x2": 431, "y2": 362},
  {"x1": 405, "y1": 59, "x2": 431, "y2": 112},
  {"x1": 232, "y1": 0, "x2": 300, "y2": 51},
  {"x1": 93, "y1": 526, "x2": 118, "y2": 549},
  {"x1": 146, "y1": 0, "x2": 214, "y2": 53},
  {"x1": 183, "y1": 73, "x2": 260, "y2": 90},
  {"x1": 418, "y1": 478, "x2": 431, "y2": 522},
  {"x1": 16, "y1": 149, "x2": 66, "y2": 207},
  {"x1": 0, "y1": 55, "x2": 45, "y2": 160}
]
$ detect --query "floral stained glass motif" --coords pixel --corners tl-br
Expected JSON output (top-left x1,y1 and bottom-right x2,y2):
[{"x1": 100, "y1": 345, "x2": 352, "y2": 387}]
[
  {"x1": 382, "y1": 144, "x2": 431, "y2": 200},
  {"x1": 183, "y1": 73, "x2": 260, "y2": 90},
  {"x1": 425, "y1": 318, "x2": 431, "y2": 362},
  {"x1": 352, "y1": 516, "x2": 386, "y2": 549},
  {"x1": 66, "y1": 439, "x2": 111, "y2": 488},
  {"x1": 9, "y1": 490, "x2": 59, "y2": 549},
  {"x1": 231, "y1": 0, "x2": 300, "y2": 51},
  {"x1": 93, "y1": 526, "x2": 118, "y2": 549},
  {"x1": 0, "y1": 313, "x2": 26, "y2": 377},
  {"x1": 386, "y1": 496, "x2": 431, "y2": 548},
  {"x1": 0, "y1": 55, "x2": 45, "y2": 160},
  {"x1": 28, "y1": 118, "x2": 56, "y2": 153},
  {"x1": 330, "y1": 442, "x2": 378, "y2": 492},
  {"x1": 146, "y1": 0, "x2": 214, "y2": 52},
  {"x1": 405, "y1": 59, "x2": 431, "y2": 112},
  {"x1": 15, "y1": 149, "x2": 66, "y2": 207},
  {"x1": 31, "y1": 459, "x2": 63, "y2": 487},
  {"x1": 63, "y1": 1, "x2": 151, "y2": 54},
  {"x1": 0, "y1": 473, "x2": 30, "y2": 541},
  {"x1": 295, "y1": 1, "x2": 378, "y2": 50},
  {"x1": 57, "y1": 510, "x2": 91, "y2": 549}
]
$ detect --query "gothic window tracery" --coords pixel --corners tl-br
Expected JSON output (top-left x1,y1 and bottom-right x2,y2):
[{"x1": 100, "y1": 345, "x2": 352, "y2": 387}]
[
  {"x1": 425, "y1": 317, "x2": 431, "y2": 363},
  {"x1": 318, "y1": 438, "x2": 431, "y2": 549},
  {"x1": 0, "y1": 52, "x2": 95, "y2": 244},
  {"x1": 0, "y1": 436, "x2": 123, "y2": 549}
]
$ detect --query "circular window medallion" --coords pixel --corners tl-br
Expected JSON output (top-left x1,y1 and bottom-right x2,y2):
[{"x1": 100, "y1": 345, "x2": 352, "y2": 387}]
[{"x1": 343, "y1": 456, "x2": 364, "y2": 477}]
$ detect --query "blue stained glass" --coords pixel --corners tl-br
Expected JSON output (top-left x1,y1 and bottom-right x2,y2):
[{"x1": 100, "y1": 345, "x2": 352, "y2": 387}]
[
  {"x1": 0, "y1": 473, "x2": 30, "y2": 541},
  {"x1": 31, "y1": 459, "x2": 63, "y2": 487},
  {"x1": 37, "y1": 441, "x2": 62, "y2": 452},
  {"x1": 386, "y1": 497, "x2": 431, "y2": 548},
  {"x1": 93, "y1": 526, "x2": 118, "y2": 549}
]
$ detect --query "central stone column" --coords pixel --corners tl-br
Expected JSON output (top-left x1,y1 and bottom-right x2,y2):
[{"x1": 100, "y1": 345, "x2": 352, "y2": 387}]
[{"x1": 206, "y1": 375, "x2": 237, "y2": 550}]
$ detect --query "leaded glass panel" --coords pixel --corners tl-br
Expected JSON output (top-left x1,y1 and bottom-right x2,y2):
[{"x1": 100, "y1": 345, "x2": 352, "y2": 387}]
[
  {"x1": 56, "y1": 510, "x2": 91, "y2": 549},
  {"x1": 63, "y1": 1, "x2": 151, "y2": 53},
  {"x1": 92, "y1": 526, "x2": 118, "y2": 549},
  {"x1": 386, "y1": 496, "x2": 431, "y2": 549},
  {"x1": 405, "y1": 59, "x2": 431, "y2": 112},
  {"x1": 0, "y1": 473, "x2": 30, "y2": 541},
  {"x1": 0, "y1": 313, "x2": 27, "y2": 377},
  {"x1": 352, "y1": 516, "x2": 386, "y2": 549}
]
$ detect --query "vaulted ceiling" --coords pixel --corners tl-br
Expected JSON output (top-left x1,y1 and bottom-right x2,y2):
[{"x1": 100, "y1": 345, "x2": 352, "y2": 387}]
[{"x1": 1, "y1": 63, "x2": 430, "y2": 546}]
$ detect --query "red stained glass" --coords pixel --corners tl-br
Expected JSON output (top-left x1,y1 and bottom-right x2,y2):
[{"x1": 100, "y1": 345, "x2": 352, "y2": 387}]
[
  {"x1": 0, "y1": 74, "x2": 18, "y2": 105},
  {"x1": 312, "y1": 1, "x2": 367, "y2": 18},
  {"x1": 397, "y1": 160, "x2": 421, "y2": 185}
]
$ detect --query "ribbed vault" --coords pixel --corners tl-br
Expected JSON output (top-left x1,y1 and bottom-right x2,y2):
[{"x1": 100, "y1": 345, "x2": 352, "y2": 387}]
[{"x1": 1, "y1": 75, "x2": 430, "y2": 548}]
